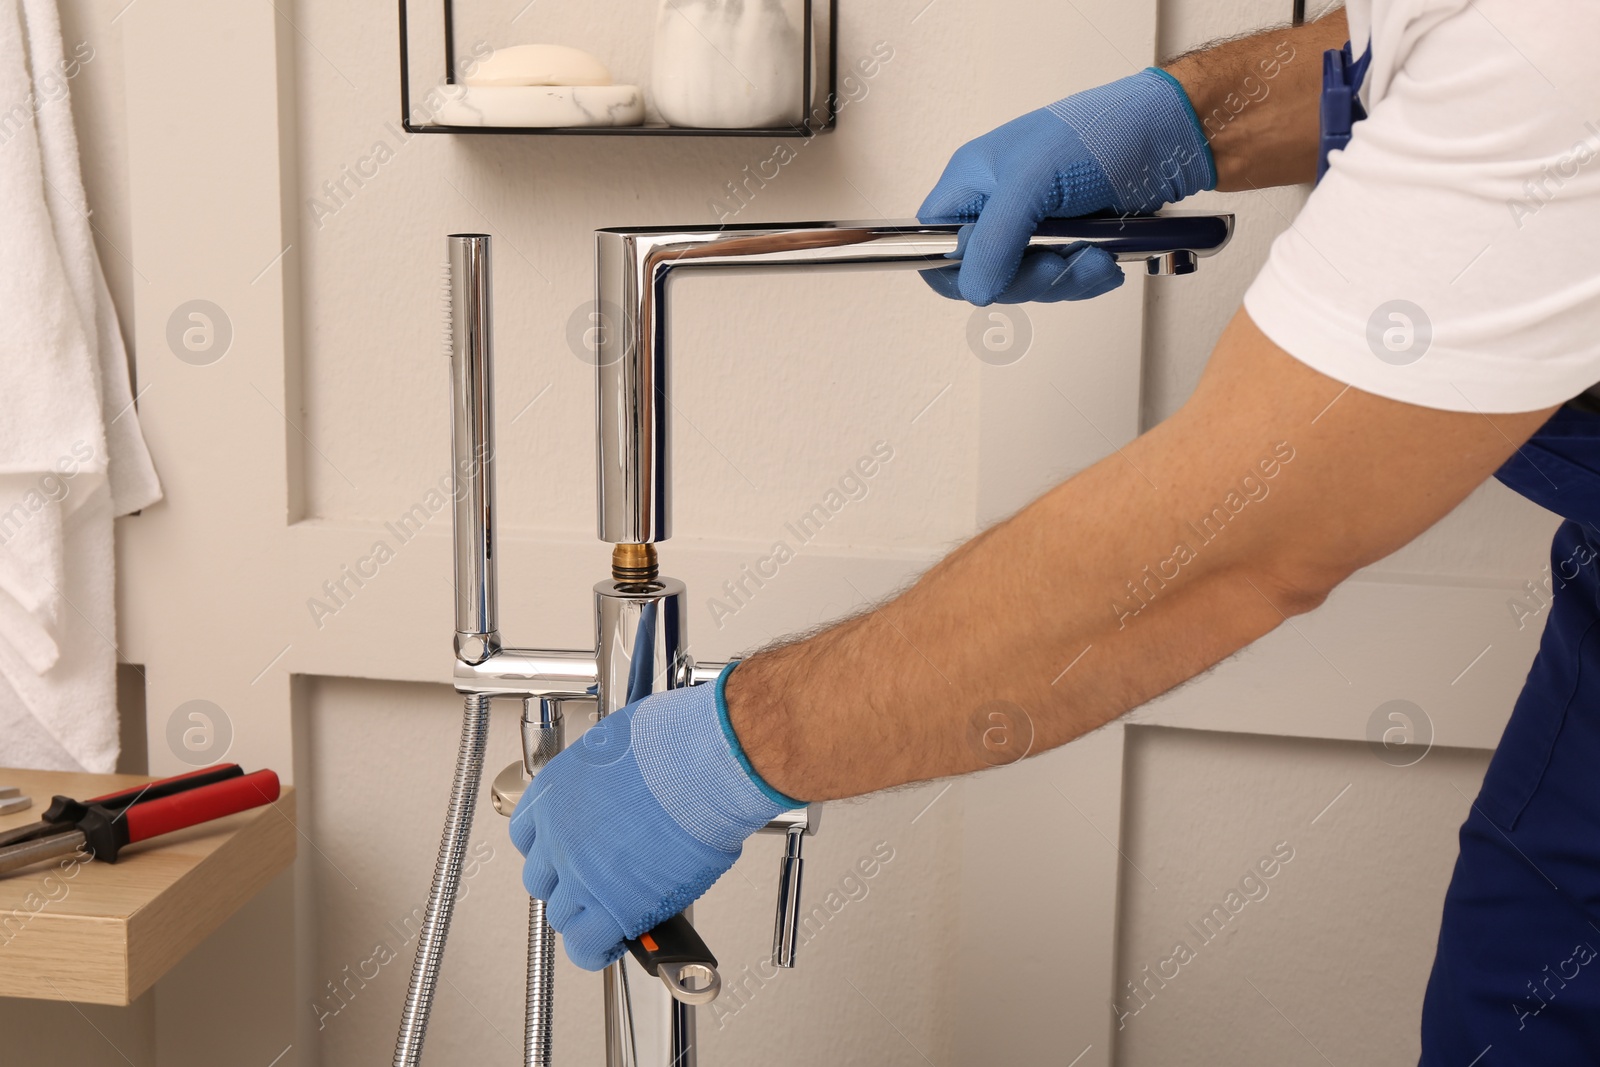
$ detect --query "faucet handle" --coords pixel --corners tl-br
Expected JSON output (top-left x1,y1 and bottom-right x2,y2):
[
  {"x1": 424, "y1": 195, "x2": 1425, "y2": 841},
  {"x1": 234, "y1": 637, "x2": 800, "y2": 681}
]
[
  {"x1": 491, "y1": 697, "x2": 579, "y2": 817},
  {"x1": 772, "y1": 825, "x2": 805, "y2": 968},
  {"x1": 521, "y1": 696, "x2": 567, "y2": 775},
  {"x1": 760, "y1": 805, "x2": 819, "y2": 968}
]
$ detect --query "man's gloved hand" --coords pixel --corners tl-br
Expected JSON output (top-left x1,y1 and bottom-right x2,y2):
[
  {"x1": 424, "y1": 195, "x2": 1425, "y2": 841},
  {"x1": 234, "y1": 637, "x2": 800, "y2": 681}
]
[
  {"x1": 918, "y1": 68, "x2": 1215, "y2": 306},
  {"x1": 509, "y1": 664, "x2": 795, "y2": 971}
]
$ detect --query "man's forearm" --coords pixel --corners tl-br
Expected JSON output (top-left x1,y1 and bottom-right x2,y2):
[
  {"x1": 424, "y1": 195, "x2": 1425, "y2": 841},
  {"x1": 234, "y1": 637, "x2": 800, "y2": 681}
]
[
  {"x1": 726, "y1": 456, "x2": 1296, "y2": 801},
  {"x1": 726, "y1": 330, "x2": 1303, "y2": 802},
  {"x1": 1164, "y1": 9, "x2": 1349, "y2": 190},
  {"x1": 725, "y1": 311, "x2": 1553, "y2": 803}
]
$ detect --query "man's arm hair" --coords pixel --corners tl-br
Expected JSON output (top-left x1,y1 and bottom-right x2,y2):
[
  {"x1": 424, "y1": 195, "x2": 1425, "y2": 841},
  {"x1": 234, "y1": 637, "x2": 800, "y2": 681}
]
[
  {"x1": 727, "y1": 310, "x2": 1554, "y2": 801},
  {"x1": 1164, "y1": 8, "x2": 1350, "y2": 190}
]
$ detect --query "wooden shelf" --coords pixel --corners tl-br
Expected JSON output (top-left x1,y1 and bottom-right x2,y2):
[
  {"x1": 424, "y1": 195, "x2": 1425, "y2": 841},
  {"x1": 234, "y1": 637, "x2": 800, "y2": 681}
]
[{"x1": 0, "y1": 767, "x2": 296, "y2": 1005}]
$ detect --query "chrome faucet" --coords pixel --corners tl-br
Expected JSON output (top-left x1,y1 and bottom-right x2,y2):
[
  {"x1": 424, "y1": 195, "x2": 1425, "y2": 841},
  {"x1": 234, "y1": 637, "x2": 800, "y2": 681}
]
[
  {"x1": 395, "y1": 213, "x2": 1234, "y2": 1067},
  {"x1": 594, "y1": 215, "x2": 1233, "y2": 543}
]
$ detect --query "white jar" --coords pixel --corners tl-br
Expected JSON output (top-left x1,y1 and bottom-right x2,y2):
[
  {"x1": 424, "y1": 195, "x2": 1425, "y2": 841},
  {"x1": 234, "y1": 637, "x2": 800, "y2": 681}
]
[{"x1": 651, "y1": 0, "x2": 806, "y2": 129}]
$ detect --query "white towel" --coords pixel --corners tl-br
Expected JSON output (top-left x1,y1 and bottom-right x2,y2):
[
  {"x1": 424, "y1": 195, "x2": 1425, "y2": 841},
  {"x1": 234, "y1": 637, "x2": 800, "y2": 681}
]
[{"x1": 0, "y1": 0, "x2": 161, "y2": 771}]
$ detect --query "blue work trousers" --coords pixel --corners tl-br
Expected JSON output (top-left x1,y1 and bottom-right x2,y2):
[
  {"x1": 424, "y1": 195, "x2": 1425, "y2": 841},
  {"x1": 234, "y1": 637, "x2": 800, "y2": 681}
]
[{"x1": 1422, "y1": 407, "x2": 1600, "y2": 1064}]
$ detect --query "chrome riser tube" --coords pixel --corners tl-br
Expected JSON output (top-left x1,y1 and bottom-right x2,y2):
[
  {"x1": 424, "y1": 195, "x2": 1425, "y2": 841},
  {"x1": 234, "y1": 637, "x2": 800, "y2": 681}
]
[
  {"x1": 595, "y1": 214, "x2": 1235, "y2": 543},
  {"x1": 449, "y1": 234, "x2": 499, "y2": 661},
  {"x1": 595, "y1": 577, "x2": 688, "y2": 716},
  {"x1": 594, "y1": 576, "x2": 695, "y2": 1067},
  {"x1": 405, "y1": 234, "x2": 576, "y2": 1067}
]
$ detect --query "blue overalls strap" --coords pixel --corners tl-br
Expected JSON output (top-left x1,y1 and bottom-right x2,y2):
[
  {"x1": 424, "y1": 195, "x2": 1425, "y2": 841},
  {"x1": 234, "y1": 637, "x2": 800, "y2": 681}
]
[{"x1": 1316, "y1": 39, "x2": 1371, "y2": 184}]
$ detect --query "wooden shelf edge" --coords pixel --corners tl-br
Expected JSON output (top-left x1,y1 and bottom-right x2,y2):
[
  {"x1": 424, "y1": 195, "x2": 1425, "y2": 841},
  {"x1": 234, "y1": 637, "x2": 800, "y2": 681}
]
[
  {"x1": 125, "y1": 790, "x2": 298, "y2": 1002},
  {"x1": 0, "y1": 773, "x2": 297, "y2": 1006}
]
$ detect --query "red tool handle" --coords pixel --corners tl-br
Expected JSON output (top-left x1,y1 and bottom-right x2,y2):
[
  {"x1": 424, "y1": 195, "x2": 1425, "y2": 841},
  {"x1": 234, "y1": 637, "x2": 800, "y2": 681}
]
[
  {"x1": 84, "y1": 764, "x2": 243, "y2": 807},
  {"x1": 121, "y1": 769, "x2": 280, "y2": 844},
  {"x1": 34, "y1": 764, "x2": 247, "y2": 838}
]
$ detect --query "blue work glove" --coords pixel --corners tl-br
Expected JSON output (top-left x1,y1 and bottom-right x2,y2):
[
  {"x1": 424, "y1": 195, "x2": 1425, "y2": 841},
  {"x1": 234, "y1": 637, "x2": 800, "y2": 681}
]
[
  {"x1": 918, "y1": 68, "x2": 1215, "y2": 306},
  {"x1": 509, "y1": 664, "x2": 796, "y2": 971}
]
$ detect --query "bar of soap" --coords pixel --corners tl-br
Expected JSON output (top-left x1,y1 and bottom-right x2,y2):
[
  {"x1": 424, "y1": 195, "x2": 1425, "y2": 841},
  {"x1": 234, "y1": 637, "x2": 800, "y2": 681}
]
[
  {"x1": 463, "y1": 44, "x2": 612, "y2": 87},
  {"x1": 435, "y1": 85, "x2": 645, "y2": 128}
]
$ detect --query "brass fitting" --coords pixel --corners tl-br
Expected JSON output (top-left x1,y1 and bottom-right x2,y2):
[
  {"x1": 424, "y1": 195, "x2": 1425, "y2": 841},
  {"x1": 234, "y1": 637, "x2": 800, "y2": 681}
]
[{"x1": 611, "y1": 542, "x2": 659, "y2": 585}]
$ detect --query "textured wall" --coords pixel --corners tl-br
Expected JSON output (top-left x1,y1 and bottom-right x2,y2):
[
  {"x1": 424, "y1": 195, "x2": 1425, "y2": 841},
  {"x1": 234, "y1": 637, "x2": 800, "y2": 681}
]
[{"x1": 1114, "y1": 727, "x2": 1491, "y2": 1066}]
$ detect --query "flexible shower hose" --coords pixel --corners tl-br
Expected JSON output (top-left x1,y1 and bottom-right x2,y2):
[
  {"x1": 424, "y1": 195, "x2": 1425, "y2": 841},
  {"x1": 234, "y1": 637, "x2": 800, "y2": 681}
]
[
  {"x1": 391, "y1": 692, "x2": 560, "y2": 1066},
  {"x1": 393, "y1": 693, "x2": 492, "y2": 1067},
  {"x1": 526, "y1": 896, "x2": 556, "y2": 1066}
]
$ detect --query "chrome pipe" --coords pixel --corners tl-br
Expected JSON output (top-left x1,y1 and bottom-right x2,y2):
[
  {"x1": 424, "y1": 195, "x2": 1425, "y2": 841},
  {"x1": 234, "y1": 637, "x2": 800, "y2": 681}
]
[
  {"x1": 594, "y1": 214, "x2": 1236, "y2": 543},
  {"x1": 604, "y1": 960, "x2": 639, "y2": 1067},
  {"x1": 595, "y1": 578, "x2": 688, "y2": 716},
  {"x1": 449, "y1": 234, "x2": 499, "y2": 661},
  {"x1": 454, "y1": 647, "x2": 599, "y2": 699},
  {"x1": 603, "y1": 913, "x2": 700, "y2": 1067},
  {"x1": 688, "y1": 660, "x2": 727, "y2": 687},
  {"x1": 394, "y1": 692, "x2": 493, "y2": 1067},
  {"x1": 595, "y1": 574, "x2": 696, "y2": 1067}
]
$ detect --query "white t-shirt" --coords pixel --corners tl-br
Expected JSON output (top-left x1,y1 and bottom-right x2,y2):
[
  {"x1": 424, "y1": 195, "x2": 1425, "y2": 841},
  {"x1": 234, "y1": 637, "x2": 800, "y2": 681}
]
[{"x1": 1242, "y1": 0, "x2": 1600, "y2": 413}]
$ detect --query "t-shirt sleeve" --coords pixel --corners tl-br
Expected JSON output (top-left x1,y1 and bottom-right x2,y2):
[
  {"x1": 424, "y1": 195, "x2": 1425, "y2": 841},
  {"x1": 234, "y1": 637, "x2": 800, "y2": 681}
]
[{"x1": 1242, "y1": 0, "x2": 1600, "y2": 414}]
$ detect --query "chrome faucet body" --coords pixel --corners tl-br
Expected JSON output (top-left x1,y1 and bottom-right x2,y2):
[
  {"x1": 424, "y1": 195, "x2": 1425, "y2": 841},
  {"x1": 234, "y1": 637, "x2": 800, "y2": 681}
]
[{"x1": 396, "y1": 213, "x2": 1233, "y2": 1067}]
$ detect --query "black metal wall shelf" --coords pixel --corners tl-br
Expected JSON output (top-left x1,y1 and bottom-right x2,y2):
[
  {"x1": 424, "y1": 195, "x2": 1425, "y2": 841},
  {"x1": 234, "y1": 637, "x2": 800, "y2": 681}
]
[{"x1": 398, "y1": 0, "x2": 839, "y2": 137}]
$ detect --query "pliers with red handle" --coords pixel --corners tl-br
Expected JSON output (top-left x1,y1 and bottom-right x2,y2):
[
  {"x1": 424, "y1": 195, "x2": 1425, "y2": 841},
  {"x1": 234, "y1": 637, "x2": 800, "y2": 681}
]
[{"x1": 0, "y1": 763, "x2": 280, "y2": 878}]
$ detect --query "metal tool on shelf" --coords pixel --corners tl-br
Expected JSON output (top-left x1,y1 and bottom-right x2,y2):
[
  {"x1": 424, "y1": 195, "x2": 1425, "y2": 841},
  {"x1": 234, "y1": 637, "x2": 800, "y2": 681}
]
[
  {"x1": 0, "y1": 787, "x2": 31, "y2": 817},
  {"x1": 0, "y1": 763, "x2": 245, "y2": 851},
  {"x1": 394, "y1": 212, "x2": 1233, "y2": 1067},
  {"x1": 0, "y1": 765, "x2": 279, "y2": 878}
]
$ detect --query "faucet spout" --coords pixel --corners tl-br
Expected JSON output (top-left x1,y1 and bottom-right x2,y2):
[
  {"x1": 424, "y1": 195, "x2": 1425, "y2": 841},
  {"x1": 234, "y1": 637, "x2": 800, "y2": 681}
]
[{"x1": 593, "y1": 214, "x2": 1234, "y2": 544}]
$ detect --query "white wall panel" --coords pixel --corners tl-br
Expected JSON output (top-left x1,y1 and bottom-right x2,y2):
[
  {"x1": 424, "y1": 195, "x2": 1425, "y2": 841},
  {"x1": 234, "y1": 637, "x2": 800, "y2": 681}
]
[{"x1": 1115, "y1": 727, "x2": 1490, "y2": 1067}]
